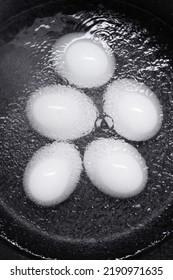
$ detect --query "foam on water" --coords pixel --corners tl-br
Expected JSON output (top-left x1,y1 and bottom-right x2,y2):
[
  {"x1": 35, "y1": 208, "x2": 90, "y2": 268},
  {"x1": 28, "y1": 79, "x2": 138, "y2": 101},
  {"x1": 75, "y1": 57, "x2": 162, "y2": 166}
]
[
  {"x1": 0, "y1": 2, "x2": 173, "y2": 241},
  {"x1": 84, "y1": 138, "x2": 148, "y2": 198},
  {"x1": 26, "y1": 84, "x2": 98, "y2": 140},
  {"x1": 103, "y1": 79, "x2": 163, "y2": 141},
  {"x1": 23, "y1": 142, "x2": 83, "y2": 206},
  {"x1": 52, "y1": 32, "x2": 115, "y2": 88}
]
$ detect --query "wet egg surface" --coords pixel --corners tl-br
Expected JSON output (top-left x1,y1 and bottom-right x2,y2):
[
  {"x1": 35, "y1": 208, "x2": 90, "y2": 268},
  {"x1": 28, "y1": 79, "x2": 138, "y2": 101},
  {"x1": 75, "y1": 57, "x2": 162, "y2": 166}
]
[
  {"x1": 104, "y1": 79, "x2": 163, "y2": 141},
  {"x1": 0, "y1": 1, "x2": 173, "y2": 258},
  {"x1": 52, "y1": 32, "x2": 115, "y2": 88},
  {"x1": 27, "y1": 84, "x2": 98, "y2": 140},
  {"x1": 24, "y1": 142, "x2": 82, "y2": 206},
  {"x1": 84, "y1": 138, "x2": 148, "y2": 198}
]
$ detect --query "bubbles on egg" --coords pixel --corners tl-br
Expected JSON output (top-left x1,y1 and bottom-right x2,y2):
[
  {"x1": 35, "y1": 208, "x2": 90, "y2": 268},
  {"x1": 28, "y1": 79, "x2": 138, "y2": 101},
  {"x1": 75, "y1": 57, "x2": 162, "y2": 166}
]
[
  {"x1": 84, "y1": 138, "x2": 148, "y2": 198},
  {"x1": 23, "y1": 142, "x2": 83, "y2": 206},
  {"x1": 26, "y1": 84, "x2": 98, "y2": 140},
  {"x1": 103, "y1": 79, "x2": 163, "y2": 141},
  {"x1": 52, "y1": 32, "x2": 115, "y2": 88}
]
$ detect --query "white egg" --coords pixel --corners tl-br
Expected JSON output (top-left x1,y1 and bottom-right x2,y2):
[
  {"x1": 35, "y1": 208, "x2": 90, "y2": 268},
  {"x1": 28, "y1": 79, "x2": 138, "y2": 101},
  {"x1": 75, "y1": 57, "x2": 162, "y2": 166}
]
[
  {"x1": 84, "y1": 138, "x2": 148, "y2": 198},
  {"x1": 52, "y1": 32, "x2": 115, "y2": 88},
  {"x1": 23, "y1": 142, "x2": 82, "y2": 206},
  {"x1": 103, "y1": 79, "x2": 163, "y2": 141},
  {"x1": 26, "y1": 84, "x2": 98, "y2": 140}
]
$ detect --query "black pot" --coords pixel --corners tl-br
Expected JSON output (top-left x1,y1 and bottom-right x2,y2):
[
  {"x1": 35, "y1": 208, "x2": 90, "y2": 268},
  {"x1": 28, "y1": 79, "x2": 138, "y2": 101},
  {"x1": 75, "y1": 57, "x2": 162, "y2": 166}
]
[{"x1": 0, "y1": 0, "x2": 173, "y2": 260}]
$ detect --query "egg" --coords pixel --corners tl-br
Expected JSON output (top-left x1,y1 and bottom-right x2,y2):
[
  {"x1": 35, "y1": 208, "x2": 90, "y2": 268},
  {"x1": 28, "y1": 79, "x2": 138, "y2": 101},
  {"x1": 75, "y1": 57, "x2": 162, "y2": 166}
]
[
  {"x1": 84, "y1": 138, "x2": 148, "y2": 198},
  {"x1": 26, "y1": 84, "x2": 98, "y2": 140},
  {"x1": 103, "y1": 79, "x2": 163, "y2": 141},
  {"x1": 23, "y1": 142, "x2": 83, "y2": 206},
  {"x1": 52, "y1": 32, "x2": 115, "y2": 88}
]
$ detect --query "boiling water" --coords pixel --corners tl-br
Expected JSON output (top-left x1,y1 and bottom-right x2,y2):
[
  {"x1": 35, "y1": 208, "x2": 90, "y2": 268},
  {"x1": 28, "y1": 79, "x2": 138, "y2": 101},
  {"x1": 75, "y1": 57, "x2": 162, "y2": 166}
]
[{"x1": 0, "y1": 1, "x2": 173, "y2": 239}]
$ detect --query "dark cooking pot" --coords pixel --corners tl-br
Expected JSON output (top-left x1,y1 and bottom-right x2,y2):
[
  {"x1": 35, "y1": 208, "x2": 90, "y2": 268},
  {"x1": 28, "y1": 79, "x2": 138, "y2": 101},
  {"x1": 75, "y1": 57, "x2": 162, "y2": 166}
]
[{"x1": 0, "y1": 0, "x2": 173, "y2": 260}]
